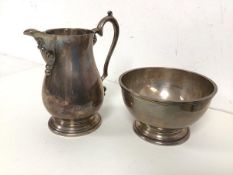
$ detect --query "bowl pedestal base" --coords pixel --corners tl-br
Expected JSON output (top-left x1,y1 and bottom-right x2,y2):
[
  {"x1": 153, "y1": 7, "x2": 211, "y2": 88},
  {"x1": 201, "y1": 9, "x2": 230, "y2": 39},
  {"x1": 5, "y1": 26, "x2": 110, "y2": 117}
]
[
  {"x1": 133, "y1": 121, "x2": 190, "y2": 145},
  {"x1": 48, "y1": 113, "x2": 101, "y2": 137}
]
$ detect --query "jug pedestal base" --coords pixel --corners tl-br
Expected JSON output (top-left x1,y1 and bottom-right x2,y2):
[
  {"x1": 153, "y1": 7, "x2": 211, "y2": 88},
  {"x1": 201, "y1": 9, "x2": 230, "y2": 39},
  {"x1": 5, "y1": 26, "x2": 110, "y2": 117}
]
[
  {"x1": 48, "y1": 114, "x2": 101, "y2": 137},
  {"x1": 133, "y1": 121, "x2": 190, "y2": 145}
]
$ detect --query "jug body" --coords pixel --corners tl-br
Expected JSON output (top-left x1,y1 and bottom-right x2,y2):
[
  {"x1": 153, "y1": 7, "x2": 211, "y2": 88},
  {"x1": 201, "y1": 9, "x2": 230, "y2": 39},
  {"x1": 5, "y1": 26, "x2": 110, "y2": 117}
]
[
  {"x1": 42, "y1": 29, "x2": 104, "y2": 120},
  {"x1": 24, "y1": 11, "x2": 119, "y2": 136},
  {"x1": 43, "y1": 30, "x2": 104, "y2": 136}
]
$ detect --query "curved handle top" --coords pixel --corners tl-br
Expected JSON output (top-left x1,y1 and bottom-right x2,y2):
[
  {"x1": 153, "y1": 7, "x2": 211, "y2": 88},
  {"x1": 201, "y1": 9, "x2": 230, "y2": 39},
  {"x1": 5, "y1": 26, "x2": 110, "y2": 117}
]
[{"x1": 92, "y1": 11, "x2": 119, "y2": 81}]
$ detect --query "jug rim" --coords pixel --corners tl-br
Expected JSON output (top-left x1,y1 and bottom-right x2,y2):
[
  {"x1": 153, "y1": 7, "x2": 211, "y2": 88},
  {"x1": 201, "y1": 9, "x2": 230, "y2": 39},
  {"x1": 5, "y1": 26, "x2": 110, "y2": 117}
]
[{"x1": 45, "y1": 28, "x2": 94, "y2": 36}]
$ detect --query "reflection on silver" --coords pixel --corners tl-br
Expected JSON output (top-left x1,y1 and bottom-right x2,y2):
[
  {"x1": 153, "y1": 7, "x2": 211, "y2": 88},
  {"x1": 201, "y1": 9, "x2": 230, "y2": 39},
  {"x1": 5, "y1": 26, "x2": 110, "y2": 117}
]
[
  {"x1": 180, "y1": 96, "x2": 184, "y2": 101},
  {"x1": 160, "y1": 89, "x2": 169, "y2": 100},
  {"x1": 150, "y1": 86, "x2": 158, "y2": 93}
]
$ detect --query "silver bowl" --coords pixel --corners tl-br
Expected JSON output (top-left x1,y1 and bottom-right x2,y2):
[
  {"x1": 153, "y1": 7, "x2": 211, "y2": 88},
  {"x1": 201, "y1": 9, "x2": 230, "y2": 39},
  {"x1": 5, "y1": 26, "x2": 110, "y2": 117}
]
[{"x1": 119, "y1": 67, "x2": 217, "y2": 145}]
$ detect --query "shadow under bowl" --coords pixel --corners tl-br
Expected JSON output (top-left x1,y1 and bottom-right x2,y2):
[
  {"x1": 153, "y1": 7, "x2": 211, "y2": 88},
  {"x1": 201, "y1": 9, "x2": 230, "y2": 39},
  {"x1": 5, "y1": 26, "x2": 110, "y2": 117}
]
[{"x1": 119, "y1": 67, "x2": 217, "y2": 145}]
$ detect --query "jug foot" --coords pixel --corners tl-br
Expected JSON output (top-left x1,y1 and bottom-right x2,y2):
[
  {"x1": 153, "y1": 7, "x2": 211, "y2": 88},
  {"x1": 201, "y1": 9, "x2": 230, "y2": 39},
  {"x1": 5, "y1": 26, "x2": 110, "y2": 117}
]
[
  {"x1": 48, "y1": 114, "x2": 101, "y2": 137},
  {"x1": 133, "y1": 121, "x2": 190, "y2": 145}
]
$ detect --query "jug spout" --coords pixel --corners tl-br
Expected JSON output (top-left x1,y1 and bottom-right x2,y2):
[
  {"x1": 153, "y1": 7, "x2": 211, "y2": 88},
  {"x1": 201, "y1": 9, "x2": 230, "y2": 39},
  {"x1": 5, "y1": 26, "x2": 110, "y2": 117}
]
[
  {"x1": 23, "y1": 28, "x2": 44, "y2": 38},
  {"x1": 24, "y1": 28, "x2": 55, "y2": 76}
]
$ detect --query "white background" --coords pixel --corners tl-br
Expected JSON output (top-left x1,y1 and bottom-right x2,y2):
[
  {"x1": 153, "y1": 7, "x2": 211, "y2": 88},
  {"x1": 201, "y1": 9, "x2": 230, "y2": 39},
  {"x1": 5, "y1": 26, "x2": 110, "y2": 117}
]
[
  {"x1": 0, "y1": 0, "x2": 233, "y2": 113},
  {"x1": 0, "y1": 1, "x2": 233, "y2": 174}
]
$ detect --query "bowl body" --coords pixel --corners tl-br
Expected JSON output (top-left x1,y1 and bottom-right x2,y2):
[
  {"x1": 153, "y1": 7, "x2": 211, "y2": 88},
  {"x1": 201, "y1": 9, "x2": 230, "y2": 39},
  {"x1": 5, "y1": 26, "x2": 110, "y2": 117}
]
[{"x1": 119, "y1": 67, "x2": 217, "y2": 145}]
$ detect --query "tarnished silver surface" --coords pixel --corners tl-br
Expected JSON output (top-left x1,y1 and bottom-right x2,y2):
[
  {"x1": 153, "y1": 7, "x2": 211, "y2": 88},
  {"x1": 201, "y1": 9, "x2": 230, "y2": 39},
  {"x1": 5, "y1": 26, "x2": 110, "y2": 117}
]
[
  {"x1": 24, "y1": 11, "x2": 119, "y2": 136},
  {"x1": 119, "y1": 67, "x2": 217, "y2": 145}
]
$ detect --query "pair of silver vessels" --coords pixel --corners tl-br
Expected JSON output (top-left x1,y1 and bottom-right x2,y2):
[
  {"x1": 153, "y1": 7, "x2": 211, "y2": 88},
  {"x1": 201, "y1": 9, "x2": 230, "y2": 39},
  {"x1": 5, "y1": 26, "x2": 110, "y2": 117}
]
[{"x1": 24, "y1": 11, "x2": 217, "y2": 145}]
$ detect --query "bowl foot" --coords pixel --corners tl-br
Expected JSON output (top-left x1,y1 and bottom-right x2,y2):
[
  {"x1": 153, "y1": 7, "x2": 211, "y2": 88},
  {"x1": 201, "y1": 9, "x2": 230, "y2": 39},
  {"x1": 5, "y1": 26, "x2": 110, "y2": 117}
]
[
  {"x1": 48, "y1": 113, "x2": 101, "y2": 137},
  {"x1": 133, "y1": 121, "x2": 190, "y2": 145}
]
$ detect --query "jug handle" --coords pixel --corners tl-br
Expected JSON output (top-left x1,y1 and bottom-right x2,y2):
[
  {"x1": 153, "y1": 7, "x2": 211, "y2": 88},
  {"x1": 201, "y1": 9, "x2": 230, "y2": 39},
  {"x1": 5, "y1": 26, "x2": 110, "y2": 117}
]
[{"x1": 92, "y1": 11, "x2": 119, "y2": 81}]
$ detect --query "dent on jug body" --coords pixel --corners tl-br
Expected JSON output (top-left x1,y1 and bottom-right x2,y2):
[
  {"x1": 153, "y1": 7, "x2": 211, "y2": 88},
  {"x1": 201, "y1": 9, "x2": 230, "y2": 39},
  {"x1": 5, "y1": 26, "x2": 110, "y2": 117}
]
[{"x1": 42, "y1": 34, "x2": 104, "y2": 120}]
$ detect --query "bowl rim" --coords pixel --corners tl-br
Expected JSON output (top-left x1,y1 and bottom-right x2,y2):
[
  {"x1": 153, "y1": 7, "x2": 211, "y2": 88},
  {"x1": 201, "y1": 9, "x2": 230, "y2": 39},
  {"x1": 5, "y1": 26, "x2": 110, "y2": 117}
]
[{"x1": 119, "y1": 67, "x2": 218, "y2": 103}]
